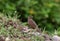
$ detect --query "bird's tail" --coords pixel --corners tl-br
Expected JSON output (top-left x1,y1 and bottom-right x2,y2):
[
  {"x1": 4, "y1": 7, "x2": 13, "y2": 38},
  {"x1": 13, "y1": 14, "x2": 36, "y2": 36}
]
[{"x1": 36, "y1": 26, "x2": 41, "y2": 33}]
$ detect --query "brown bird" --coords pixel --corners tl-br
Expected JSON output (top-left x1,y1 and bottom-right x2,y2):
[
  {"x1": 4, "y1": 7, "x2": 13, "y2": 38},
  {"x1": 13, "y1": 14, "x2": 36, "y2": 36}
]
[{"x1": 28, "y1": 16, "x2": 41, "y2": 32}]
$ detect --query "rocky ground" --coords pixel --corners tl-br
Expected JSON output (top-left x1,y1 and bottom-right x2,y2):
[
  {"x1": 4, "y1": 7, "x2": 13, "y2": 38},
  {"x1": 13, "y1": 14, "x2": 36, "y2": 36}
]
[{"x1": 0, "y1": 14, "x2": 60, "y2": 41}]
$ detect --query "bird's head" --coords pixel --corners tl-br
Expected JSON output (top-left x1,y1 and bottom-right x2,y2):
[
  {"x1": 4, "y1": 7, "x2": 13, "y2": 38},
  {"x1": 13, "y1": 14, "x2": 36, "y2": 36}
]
[{"x1": 28, "y1": 16, "x2": 33, "y2": 19}]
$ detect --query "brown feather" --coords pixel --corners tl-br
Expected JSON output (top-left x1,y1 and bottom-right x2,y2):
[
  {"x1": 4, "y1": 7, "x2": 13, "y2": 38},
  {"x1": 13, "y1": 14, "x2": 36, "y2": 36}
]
[{"x1": 28, "y1": 16, "x2": 41, "y2": 32}]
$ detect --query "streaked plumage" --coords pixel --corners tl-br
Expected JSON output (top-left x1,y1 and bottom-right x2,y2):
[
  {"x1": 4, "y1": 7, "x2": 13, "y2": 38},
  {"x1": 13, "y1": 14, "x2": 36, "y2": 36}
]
[
  {"x1": 28, "y1": 16, "x2": 37, "y2": 29},
  {"x1": 28, "y1": 16, "x2": 41, "y2": 32}
]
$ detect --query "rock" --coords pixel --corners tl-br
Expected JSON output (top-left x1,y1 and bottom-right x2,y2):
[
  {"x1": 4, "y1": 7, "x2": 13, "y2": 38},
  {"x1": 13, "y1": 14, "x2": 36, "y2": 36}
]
[
  {"x1": 43, "y1": 34, "x2": 51, "y2": 41},
  {"x1": 52, "y1": 35, "x2": 60, "y2": 41},
  {"x1": 0, "y1": 36, "x2": 5, "y2": 41},
  {"x1": 21, "y1": 26, "x2": 30, "y2": 33},
  {"x1": 45, "y1": 39, "x2": 51, "y2": 41},
  {"x1": 5, "y1": 36, "x2": 11, "y2": 41},
  {"x1": 28, "y1": 32, "x2": 41, "y2": 36}
]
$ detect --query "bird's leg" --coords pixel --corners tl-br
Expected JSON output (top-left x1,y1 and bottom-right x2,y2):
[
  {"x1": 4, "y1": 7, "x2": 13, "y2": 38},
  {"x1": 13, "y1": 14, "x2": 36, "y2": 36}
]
[{"x1": 35, "y1": 27, "x2": 41, "y2": 33}]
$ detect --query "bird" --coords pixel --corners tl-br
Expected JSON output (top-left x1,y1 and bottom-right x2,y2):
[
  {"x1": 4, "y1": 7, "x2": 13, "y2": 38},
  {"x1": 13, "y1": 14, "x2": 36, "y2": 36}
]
[{"x1": 28, "y1": 16, "x2": 41, "y2": 32}]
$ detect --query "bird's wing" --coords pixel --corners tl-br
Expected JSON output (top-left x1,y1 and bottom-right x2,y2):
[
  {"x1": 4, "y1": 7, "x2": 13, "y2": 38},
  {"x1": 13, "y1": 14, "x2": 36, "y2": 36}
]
[{"x1": 28, "y1": 19, "x2": 38, "y2": 28}]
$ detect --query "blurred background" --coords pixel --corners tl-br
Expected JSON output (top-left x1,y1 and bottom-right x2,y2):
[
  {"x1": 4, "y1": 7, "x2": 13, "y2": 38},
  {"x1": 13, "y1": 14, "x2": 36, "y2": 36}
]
[{"x1": 0, "y1": 0, "x2": 60, "y2": 33}]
